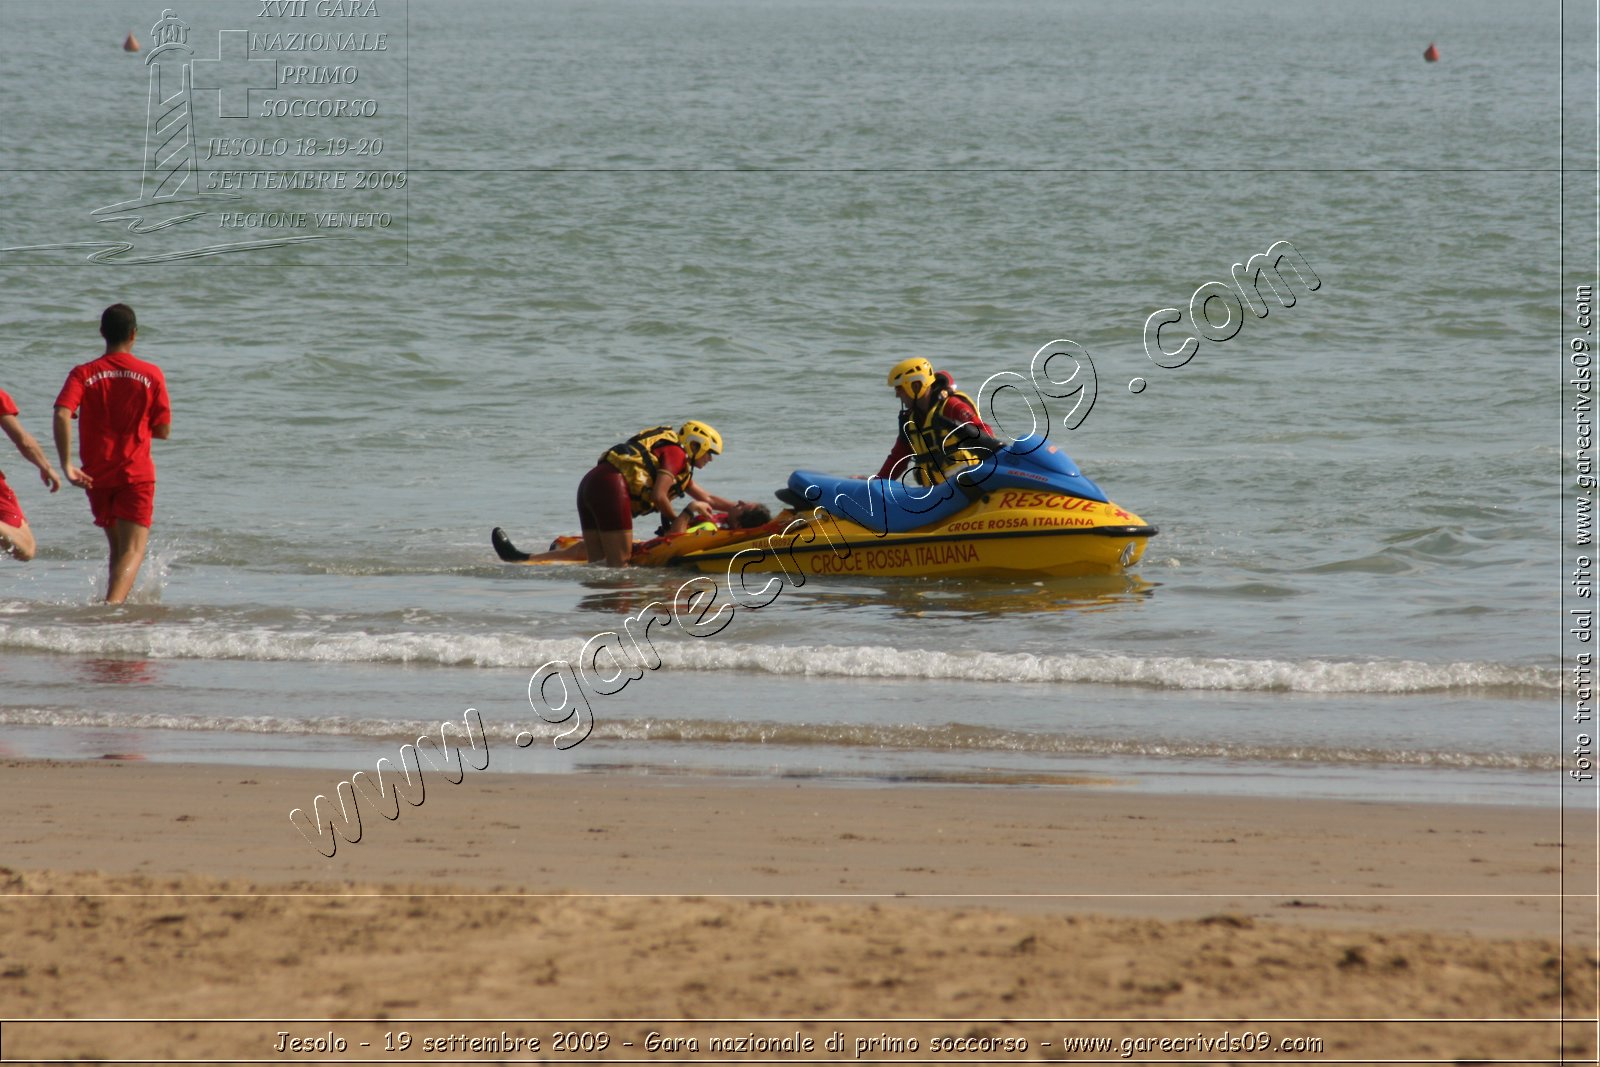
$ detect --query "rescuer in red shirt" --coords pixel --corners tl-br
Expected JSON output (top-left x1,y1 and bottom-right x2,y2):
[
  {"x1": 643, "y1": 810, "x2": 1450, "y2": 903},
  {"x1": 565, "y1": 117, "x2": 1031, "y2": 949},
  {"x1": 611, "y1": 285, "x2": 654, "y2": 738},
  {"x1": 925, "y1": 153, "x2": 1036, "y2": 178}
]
[
  {"x1": 53, "y1": 304, "x2": 171, "y2": 603},
  {"x1": 877, "y1": 358, "x2": 994, "y2": 485},
  {"x1": 575, "y1": 421, "x2": 734, "y2": 566}
]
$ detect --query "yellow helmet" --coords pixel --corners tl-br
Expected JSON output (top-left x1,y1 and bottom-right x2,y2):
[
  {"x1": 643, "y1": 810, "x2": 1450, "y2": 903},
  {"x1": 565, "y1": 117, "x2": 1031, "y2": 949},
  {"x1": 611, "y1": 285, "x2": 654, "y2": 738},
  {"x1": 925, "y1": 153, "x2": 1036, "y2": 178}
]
[
  {"x1": 679, "y1": 420, "x2": 723, "y2": 461},
  {"x1": 887, "y1": 357, "x2": 934, "y2": 399}
]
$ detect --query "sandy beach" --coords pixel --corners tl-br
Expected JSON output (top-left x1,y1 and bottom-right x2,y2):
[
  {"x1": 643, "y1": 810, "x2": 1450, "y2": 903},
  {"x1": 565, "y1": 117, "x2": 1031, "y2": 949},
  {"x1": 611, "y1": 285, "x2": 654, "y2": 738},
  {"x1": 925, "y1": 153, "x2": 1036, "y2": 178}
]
[
  {"x1": 0, "y1": 0, "x2": 1584, "y2": 1063},
  {"x1": 0, "y1": 758, "x2": 1592, "y2": 1063}
]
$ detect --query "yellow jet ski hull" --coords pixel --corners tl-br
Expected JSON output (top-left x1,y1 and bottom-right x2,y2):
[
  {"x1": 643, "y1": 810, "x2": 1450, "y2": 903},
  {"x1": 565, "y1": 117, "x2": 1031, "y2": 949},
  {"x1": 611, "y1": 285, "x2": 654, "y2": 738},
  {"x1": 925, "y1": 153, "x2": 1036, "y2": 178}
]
[{"x1": 672, "y1": 490, "x2": 1156, "y2": 580}]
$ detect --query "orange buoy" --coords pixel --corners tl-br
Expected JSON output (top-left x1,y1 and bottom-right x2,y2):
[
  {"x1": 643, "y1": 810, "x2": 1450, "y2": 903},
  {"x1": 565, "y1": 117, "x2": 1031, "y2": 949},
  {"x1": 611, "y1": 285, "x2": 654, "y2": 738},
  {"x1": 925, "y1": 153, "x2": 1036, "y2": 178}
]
[
  {"x1": 1423, "y1": 42, "x2": 1439, "y2": 62},
  {"x1": 123, "y1": 31, "x2": 141, "y2": 52}
]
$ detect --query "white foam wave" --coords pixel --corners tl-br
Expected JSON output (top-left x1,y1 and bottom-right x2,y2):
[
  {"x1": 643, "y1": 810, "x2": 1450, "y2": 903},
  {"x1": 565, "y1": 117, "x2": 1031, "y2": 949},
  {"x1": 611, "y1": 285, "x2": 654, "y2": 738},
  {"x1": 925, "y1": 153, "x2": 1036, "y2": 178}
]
[
  {"x1": 0, "y1": 622, "x2": 1556, "y2": 695},
  {"x1": 0, "y1": 708, "x2": 1554, "y2": 771},
  {"x1": 0, "y1": 622, "x2": 577, "y2": 669},
  {"x1": 653, "y1": 644, "x2": 1555, "y2": 695}
]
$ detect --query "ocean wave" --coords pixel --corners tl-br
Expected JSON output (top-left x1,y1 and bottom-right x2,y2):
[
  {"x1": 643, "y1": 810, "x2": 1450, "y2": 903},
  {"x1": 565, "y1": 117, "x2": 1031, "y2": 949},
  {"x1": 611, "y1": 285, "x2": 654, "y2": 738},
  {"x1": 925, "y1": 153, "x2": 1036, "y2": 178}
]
[
  {"x1": 0, "y1": 707, "x2": 1553, "y2": 772},
  {"x1": 665, "y1": 644, "x2": 1557, "y2": 696},
  {"x1": 0, "y1": 622, "x2": 560, "y2": 669},
  {"x1": 0, "y1": 621, "x2": 1556, "y2": 696}
]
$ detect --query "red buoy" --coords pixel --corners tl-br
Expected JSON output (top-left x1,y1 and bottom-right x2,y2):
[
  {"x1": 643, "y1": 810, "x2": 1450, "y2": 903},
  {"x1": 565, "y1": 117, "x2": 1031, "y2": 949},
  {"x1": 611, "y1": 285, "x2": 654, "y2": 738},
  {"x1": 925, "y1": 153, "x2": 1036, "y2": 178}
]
[
  {"x1": 1423, "y1": 42, "x2": 1439, "y2": 62},
  {"x1": 123, "y1": 31, "x2": 141, "y2": 52}
]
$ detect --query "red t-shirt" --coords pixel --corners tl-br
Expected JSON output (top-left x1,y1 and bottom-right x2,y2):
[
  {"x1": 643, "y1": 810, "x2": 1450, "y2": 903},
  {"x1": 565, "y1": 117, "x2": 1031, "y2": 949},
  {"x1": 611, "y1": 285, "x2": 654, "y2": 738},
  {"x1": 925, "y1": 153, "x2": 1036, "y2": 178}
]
[{"x1": 55, "y1": 352, "x2": 170, "y2": 488}]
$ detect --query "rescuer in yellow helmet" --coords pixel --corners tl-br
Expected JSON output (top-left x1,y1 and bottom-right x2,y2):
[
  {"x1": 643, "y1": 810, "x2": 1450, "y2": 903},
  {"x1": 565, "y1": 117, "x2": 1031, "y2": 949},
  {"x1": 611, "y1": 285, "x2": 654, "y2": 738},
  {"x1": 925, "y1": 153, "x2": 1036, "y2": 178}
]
[
  {"x1": 493, "y1": 420, "x2": 759, "y2": 567},
  {"x1": 565, "y1": 420, "x2": 738, "y2": 567},
  {"x1": 878, "y1": 359, "x2": 994, "y2": 485}
]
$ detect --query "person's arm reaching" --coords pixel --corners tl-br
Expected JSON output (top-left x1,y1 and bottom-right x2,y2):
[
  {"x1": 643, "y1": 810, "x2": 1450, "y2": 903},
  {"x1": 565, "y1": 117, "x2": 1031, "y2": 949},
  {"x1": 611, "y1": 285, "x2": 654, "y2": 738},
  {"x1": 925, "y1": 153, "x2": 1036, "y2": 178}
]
[
  {"x1": 150, "y1": 370, "x2": 171, "y2": 441},
  {"x1": 650, "y1": 470, "x2": 681, "y2": 531},
  {"x1": 876, "y1": 434, "x2": 911, "y2": 480},
  {"x1": 52, "y1": 406, "x2": 90, "y2": 489},
  {"x1": 685, "y1": 480, "x2": 735, "y2": 513},
  {"x1": 0, "y1": 414, "x2": 61, "y2": 492}
]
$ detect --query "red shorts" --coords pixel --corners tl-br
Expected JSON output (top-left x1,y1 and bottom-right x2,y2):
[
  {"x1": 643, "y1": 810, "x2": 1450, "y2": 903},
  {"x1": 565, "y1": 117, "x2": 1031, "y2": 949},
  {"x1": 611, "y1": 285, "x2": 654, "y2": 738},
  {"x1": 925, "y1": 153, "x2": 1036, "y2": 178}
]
[
  {"x1": 0, "y1": 473, "x2": 23, "y2": 529},
  {"x1": 577, "y1": 462, "x2": 634, "y2": 532},
  {"x1": 87, "y1": 480, "x2": 155, "y2": 529}
]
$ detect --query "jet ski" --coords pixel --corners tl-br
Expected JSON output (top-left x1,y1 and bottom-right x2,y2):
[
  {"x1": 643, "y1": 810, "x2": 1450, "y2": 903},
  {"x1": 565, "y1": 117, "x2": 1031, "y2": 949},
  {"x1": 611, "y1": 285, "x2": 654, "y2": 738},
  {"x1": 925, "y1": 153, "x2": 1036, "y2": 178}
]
[{"x1": 672, "y1": 434, "x2": 1156, "y2": 579}]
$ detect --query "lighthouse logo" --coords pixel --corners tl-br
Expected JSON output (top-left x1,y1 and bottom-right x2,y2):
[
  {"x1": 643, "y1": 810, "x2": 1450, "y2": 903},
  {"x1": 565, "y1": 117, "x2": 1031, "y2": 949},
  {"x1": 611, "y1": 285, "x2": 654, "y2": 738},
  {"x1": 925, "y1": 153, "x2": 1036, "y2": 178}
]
[
  {"x1": 125, "y1": 9, "x2": 208, "y2": 214},
  {"x1": 84, "y1": 9, "x2": 330, "y2": 261},
  {"x1": 2, "y1": 7, "x2": 351, "y2": 264}
]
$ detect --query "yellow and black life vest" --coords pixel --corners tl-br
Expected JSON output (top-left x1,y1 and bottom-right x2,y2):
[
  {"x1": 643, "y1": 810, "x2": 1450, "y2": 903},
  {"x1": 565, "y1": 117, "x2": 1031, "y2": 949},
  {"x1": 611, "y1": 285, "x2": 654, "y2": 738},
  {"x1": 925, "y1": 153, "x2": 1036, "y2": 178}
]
[
  {"x1": 601, "y1": 425, "x2": 694, "y2": 516},
  {"x1": 897, "y1": 380, "x2": 990, "y2": 484}
]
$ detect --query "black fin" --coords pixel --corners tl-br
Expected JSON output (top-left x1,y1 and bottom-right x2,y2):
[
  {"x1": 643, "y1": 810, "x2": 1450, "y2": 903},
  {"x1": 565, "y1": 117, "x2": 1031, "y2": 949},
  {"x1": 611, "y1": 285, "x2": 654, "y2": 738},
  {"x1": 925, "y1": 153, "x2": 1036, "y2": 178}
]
[{"x1": 491, "y1": 527, "x2": 531, "y2": 562}]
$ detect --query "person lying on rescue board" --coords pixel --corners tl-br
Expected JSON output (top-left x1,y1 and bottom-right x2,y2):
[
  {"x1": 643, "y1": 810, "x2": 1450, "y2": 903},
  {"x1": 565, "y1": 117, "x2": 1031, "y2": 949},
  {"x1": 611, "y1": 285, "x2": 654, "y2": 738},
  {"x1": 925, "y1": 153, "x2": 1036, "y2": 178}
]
[{"x1": 494, "y1": 499, "x2": 773, "y2": 565}]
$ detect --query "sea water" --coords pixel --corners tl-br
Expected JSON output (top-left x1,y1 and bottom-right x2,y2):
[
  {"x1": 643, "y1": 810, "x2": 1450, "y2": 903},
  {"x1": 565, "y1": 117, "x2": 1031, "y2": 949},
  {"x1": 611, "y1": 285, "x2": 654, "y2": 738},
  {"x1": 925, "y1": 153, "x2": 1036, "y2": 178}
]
[{"x1": 0, "y1": 0, "x2": 1567, "y2": 805}]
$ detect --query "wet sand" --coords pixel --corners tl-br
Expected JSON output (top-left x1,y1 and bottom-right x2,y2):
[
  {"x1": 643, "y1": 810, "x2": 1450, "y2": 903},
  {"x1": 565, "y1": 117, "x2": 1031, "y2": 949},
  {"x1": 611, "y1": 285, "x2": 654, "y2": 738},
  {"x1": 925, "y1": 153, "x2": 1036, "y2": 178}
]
[{"x1": 0, "y1": 759, "x2": 1592, "y2": 1063}]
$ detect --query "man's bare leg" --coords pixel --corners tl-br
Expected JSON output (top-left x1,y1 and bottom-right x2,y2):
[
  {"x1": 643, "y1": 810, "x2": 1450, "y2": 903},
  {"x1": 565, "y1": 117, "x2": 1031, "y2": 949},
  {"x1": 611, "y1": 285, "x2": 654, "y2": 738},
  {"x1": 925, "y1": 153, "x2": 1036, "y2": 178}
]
[
  {"x1": 584, "y1": 528, "x2": 632, "y2": 567},
  {"x1": 104, "y1": 519, "x2": 150, "y2": 603},
  {"x1": 0, "y1": 520, "x2": 35, "y2": 562},
  {"x1": 526, "y1": 540, "x2": 588, "y2": 563}
]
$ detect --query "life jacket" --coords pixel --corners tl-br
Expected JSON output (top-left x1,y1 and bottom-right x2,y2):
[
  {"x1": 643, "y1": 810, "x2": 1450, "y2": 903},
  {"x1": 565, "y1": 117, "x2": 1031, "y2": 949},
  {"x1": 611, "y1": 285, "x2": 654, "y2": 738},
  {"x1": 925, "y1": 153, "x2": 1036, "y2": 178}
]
[
  {"x1": 601, "y1": 425, "x2": 694, "y2": 516},
  {"x1": 896, "y1": 373, "x2": 992, "y2": 484}
]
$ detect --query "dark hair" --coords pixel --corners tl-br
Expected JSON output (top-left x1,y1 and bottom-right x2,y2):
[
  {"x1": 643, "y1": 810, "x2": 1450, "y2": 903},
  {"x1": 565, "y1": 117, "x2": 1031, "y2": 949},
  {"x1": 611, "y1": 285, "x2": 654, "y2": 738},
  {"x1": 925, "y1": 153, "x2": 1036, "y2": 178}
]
[
  {"x1": 735, "y1": 504, "x2": 772, "y2": 529},
  {"x1": 100, "y1": 304, "x2": 137, "y2": 348}
]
